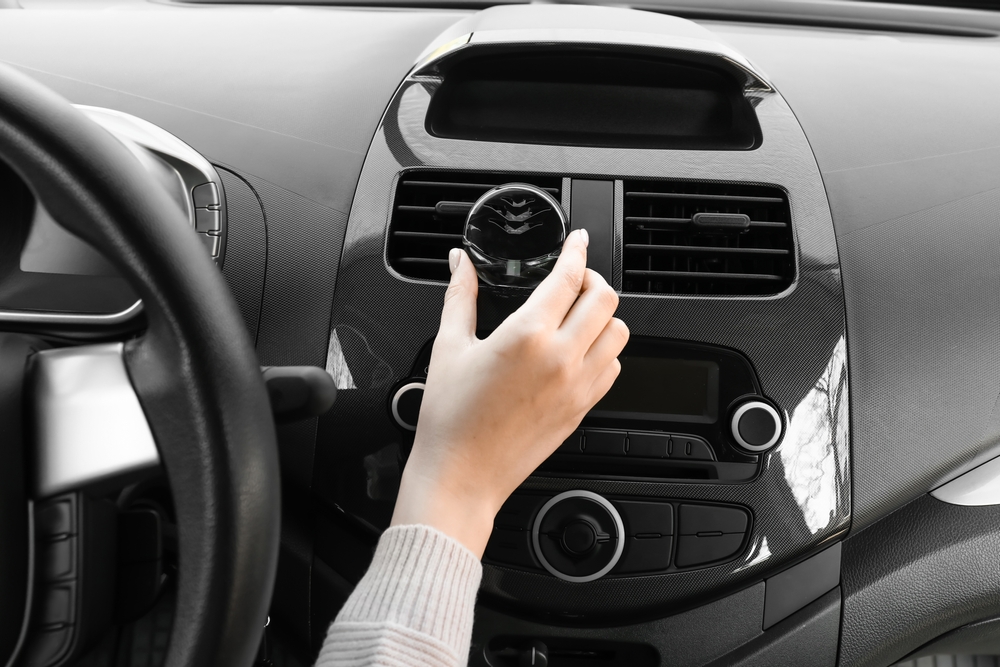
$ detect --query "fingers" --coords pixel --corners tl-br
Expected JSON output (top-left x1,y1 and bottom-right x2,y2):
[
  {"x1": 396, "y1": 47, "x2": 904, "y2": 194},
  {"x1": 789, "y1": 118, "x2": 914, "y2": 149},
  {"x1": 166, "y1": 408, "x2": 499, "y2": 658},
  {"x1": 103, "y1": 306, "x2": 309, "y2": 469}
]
[
  {"x1": 518, "y1": 229, "x2": 589, "y2": 328},
  {"x1": 586, "y1": 357, "x2": 622, "y2": 407},
  {"x1": 584, "y1": 316, "x2": 630, "y2": 367},
  {"x1": 437, "y1": 248, "x2": 478, "y2": 344},
  {"x1": 558, "y1": 269, "x2": 619, "y2": 352}
]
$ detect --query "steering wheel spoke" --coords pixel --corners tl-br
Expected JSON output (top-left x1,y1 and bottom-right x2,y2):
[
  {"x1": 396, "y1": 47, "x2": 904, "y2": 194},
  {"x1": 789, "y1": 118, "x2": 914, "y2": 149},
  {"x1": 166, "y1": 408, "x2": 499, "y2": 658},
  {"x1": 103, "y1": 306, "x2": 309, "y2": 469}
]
[{"x1": 31, "y1": 343, "x2": 161, "y2": 501}]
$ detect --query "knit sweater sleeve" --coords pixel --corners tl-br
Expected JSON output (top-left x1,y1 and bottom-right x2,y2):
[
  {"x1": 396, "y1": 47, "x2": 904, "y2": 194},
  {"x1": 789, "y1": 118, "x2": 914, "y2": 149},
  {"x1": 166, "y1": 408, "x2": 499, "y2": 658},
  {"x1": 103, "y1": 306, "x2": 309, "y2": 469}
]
[{"x1": 314, "y1": 524, "x2": 483, "y2": 667}]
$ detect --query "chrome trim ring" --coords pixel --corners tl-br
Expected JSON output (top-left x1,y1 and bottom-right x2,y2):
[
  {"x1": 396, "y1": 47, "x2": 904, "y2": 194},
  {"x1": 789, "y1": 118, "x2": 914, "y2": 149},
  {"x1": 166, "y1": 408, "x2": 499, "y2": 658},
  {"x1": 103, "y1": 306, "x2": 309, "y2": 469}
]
[
  {"x1": 731, "y1": 400, "x2": 783, "y2": 452},
  {"x1": 390, "y1": 381, "x2": 425, "y2": 431},
  {"x1": 532, "y1": 490, "x2": 625, "y2": 583}
]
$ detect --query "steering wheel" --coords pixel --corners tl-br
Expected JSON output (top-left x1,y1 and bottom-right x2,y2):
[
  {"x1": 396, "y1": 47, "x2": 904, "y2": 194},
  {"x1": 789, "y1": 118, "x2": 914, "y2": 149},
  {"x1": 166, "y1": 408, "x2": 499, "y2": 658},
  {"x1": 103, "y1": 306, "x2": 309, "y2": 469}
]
[{"x1": 0, "y1": 64, "x2": 280, "y2": 667}]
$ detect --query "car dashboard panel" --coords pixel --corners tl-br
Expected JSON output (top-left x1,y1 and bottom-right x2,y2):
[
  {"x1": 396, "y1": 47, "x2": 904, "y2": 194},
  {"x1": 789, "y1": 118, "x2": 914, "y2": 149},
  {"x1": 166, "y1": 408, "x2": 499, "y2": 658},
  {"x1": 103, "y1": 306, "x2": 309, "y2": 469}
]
[{"x1": 3, "y1": 0, "x2": 1000, "y2": 664}]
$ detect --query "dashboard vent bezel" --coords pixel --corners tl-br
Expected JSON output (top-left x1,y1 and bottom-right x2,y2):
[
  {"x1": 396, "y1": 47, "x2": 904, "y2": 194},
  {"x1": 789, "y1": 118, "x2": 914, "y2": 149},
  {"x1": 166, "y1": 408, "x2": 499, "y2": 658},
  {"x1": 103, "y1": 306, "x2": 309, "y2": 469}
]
[
  {"x1": 622, "y1": 180, "x2": 795, "y2": 297},
  {"x1": 387, "y1": 170, "x2": 563, "y2": 284}
]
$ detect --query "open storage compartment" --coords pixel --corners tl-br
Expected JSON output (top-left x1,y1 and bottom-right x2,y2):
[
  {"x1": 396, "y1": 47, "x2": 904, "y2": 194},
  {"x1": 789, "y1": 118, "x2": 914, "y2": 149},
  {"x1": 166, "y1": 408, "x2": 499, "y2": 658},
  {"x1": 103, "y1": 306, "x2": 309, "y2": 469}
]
[{"x1": 426, "y1": 50, "x2": 762, "y2": 150}]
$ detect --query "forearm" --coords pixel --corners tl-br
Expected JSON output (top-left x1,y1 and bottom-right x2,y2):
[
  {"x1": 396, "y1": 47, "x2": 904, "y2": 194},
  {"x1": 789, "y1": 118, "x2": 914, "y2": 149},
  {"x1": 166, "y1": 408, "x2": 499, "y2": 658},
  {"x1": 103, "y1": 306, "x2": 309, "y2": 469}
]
[{"x1": 315, "y1": 524, "x2": 482, "y2": 667}]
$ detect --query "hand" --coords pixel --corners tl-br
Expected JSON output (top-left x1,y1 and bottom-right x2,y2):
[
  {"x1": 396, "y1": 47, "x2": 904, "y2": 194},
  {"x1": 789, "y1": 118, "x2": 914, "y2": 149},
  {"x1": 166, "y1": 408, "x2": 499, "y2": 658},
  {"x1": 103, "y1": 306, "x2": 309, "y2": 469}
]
[{"x1": 390, "y1": 229, "x2": 630, "y2": 557}]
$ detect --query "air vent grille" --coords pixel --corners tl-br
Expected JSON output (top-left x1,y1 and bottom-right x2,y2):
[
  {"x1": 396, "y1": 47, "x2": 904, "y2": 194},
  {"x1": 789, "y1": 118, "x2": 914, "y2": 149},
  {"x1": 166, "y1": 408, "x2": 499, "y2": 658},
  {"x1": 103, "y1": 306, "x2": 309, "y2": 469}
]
[
  {"x1": 388, "y1": 171, "x2": 562, "y2": 282},
  {"x1": 623, "y1": 180, "x2": 794, "y2": 296}
]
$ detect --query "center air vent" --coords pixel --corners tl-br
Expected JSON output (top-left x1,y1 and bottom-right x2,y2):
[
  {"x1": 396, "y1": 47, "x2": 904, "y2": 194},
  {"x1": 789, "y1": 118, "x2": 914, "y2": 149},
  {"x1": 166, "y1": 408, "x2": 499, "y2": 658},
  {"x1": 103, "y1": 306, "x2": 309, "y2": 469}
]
[
  {"x1": 622, "y1": 180, "x2": 794, "y2": 296},
  {"x1": 388, "y1": 171, "x2": 563, "y2": 282}
]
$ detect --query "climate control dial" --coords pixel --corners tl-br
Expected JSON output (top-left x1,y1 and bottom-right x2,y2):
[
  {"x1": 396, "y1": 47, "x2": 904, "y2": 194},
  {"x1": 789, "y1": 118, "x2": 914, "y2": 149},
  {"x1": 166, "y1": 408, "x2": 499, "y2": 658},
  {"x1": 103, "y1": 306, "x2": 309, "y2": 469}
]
[{"x1": 532, "y1": 490, "x2": 623, "y2": 582}]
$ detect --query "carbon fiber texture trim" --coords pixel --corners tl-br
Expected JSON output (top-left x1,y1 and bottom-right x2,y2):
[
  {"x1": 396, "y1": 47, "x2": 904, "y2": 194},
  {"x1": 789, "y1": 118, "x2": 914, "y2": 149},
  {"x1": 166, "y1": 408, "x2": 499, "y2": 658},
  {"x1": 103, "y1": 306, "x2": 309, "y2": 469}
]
[
  {"x1": 714, "y1": 21, "x2": 1000, "y2": 534},
  {"x1": 320, "y1": 40, "x2": 849, "y2": 621},
  {"x1": 218, "y1": 168, "x2": 266, "y2": 343}
]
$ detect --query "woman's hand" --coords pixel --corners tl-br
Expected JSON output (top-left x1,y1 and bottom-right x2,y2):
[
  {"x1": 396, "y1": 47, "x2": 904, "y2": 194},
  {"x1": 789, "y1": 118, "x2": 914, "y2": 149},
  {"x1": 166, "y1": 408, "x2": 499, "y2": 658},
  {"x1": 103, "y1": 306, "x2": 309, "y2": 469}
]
[{"x1": 390, "y1": 229, "x2": 630, "y2": 557}]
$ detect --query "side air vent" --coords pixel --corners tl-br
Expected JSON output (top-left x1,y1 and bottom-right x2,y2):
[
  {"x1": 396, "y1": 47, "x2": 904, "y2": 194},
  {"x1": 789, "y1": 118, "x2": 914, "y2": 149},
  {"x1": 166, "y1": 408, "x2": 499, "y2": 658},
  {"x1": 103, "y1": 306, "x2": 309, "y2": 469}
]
[
  {"x1": 622, "y1": 180, "x2": 794, "y2": 296},
  {"x1": 388, "y1": 171, "x2": 563, "y2": 282}
]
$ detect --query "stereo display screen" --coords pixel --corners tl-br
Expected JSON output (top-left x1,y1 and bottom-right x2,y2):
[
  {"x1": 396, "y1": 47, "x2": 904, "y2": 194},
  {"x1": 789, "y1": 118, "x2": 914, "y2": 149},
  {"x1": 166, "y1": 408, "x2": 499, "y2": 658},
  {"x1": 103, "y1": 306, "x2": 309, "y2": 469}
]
[{"x1": 590, "y1": 357, "x2": 720, "y2": 423}]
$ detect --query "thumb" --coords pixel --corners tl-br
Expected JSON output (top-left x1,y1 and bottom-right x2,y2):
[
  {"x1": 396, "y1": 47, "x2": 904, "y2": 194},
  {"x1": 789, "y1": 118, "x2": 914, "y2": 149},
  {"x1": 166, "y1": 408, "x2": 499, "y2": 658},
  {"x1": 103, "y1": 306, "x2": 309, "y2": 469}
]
[{"x1": 438, "y1": 248, "x2": 478, "y2": 343}]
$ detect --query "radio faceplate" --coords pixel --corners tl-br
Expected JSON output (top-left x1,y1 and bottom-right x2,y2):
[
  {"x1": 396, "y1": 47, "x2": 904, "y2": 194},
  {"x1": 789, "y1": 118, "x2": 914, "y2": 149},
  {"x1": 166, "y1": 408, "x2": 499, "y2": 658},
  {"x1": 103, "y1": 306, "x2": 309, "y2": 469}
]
[{"x1": 393, "y1": 337, "x2": 775, "y2": 483}]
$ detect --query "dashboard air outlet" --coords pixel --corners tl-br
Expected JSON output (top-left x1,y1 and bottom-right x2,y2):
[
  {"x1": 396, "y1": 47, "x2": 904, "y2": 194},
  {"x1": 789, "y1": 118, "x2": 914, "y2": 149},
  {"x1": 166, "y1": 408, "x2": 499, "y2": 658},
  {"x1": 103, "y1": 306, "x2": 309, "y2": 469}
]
[
  {"x1": 388, "y1": 171, "x2": 563, "y2": 282},
  {"x1": 622, "y1": 180, "x2": 794, "y2": 296}
]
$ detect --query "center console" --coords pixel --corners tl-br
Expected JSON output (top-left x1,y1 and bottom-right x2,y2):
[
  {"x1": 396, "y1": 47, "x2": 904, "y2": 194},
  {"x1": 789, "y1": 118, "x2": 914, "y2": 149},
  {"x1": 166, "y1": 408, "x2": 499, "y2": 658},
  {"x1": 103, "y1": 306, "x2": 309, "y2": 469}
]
[{"x1": 314, "y1": 4, "x2": 850, "y2": 664}]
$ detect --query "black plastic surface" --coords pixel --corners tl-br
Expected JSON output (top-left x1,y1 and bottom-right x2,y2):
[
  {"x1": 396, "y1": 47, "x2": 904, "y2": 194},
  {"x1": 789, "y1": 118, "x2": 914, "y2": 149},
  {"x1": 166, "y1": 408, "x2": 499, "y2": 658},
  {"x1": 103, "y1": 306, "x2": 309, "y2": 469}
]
[
  {"x1": 716, "y1": 19, "x2": 1000, "y2": 532},
  {"x1": 263, "y1": 366, "x2": 337, "y2": 424},
  {"x1": 762, "y1": 542, "x2": 841, "y2": 630},
  {"x1": 0, "y1": 335, "x2": 38, "y2": 667},
  {"x1": 218, "y1": 168, "x2": 267, "y2": 343},
  {"x1": 471, "y1": 583, "x2": 766, "y2": 667},
  {"x1": 569, "y1": 180, "x2": 614, "y2": 283},
  {"x1": 427, "y1": 52, "x2": 760, "y2": 150},
  {"x1": 840, "y1": 496, "x2": 1000, "y2": 667},
  {"x1": 702, "y1": 588, "x2": 840, "y2": 667}
]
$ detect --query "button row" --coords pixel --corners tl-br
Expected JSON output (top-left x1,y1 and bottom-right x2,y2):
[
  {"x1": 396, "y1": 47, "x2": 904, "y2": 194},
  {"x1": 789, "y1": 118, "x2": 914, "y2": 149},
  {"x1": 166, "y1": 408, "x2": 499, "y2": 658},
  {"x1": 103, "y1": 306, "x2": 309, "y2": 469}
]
[
  {"x1": 558, "y1": 429, "x2": 715, "y2": 461},
  {"x1": 485, "y1": 494, "x2": 749, "y2": 575},
  {"x1": 191, "y1": 182, "x2": 222, "y2": 259}
]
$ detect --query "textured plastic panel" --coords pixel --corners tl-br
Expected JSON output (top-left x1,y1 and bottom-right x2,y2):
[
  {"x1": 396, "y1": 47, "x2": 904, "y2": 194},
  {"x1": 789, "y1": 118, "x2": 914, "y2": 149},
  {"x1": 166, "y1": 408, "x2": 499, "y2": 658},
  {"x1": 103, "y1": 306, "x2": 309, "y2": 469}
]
[
  {"x1": 224, "y1": 170, "x2": 348, "y2": 491},
  {"x1": 841, "y1": 496, "x2": 1000, "y2": 667},
  {"x1": 218, "y1": 168, "x2": 266, "y2": 343},
  {"x1": 320, "y1": 28, "x2": 849, "y2": 621},
  {"x1": 713, "y1": 24, "x2": 1000, "y2": 532}
]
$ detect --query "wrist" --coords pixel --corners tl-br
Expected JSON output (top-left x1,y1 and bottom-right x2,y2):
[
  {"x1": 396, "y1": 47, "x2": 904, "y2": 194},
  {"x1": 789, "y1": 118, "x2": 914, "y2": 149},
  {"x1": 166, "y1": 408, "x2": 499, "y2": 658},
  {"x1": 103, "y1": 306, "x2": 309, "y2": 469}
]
[{"x1": 391, "y1": 465, "x2": 499, "y2": 558}]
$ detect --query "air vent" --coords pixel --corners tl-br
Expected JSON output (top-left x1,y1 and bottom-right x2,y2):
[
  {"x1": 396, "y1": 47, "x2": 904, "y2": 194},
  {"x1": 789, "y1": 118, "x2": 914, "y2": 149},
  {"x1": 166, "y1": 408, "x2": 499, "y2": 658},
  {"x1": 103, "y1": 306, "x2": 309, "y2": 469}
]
[
  {"x1": 622, "y1": 180, "x2": 794, "y2": 296},
  {"x1": 388, "y1": 171, "x2": 563, "y2": 282}
]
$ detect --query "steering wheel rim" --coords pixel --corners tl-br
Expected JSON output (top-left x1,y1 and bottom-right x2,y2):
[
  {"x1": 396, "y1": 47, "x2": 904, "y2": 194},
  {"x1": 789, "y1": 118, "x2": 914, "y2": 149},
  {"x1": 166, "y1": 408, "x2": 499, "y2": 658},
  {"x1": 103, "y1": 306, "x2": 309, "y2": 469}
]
[{"x1": 0, "y1": 63, "x2": 281, "y2": 667}]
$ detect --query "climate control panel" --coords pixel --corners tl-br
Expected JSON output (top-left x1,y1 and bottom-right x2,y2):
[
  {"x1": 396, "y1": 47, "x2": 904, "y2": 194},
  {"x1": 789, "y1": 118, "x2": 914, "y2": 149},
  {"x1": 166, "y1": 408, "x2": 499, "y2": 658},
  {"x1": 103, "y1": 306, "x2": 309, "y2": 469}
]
[{"x1": 485, "y1": 491, "x2": 752, "y2": 579}]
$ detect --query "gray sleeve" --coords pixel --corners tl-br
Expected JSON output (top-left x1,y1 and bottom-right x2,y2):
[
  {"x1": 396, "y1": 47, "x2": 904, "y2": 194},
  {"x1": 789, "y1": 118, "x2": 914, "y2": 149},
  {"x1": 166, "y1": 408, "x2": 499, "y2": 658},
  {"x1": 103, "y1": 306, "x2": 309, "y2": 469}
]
[{"x1": 315, "y1": 524, "x2": 483, "y2": 667}]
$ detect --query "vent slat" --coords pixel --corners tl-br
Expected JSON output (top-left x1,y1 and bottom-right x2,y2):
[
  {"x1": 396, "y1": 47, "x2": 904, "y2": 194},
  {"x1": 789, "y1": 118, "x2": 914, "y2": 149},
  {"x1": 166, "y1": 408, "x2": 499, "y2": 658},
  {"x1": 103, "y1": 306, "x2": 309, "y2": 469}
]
[
  {"x1": 396, "y1": 257, "x2": 450, "y2": 266},
  {"x1": 393, "y1": 231, "x2": 464, "y2": 242},
  {"x1": 402, "y1": 180, "x2": 559, "y2": 195},
  {"x1": 623, "y1": 180, "x2": 793, "y2": 296},
  {"x1": 625, "y1": 191, "x2": 785, "y2": 204},
  {"x1": 625, "y1": 244, "x2": 789, "y2": 256},
  {"x1": 626, "y1": 216, "x2": 788, "y2": 230},
  {"x1": 389, "y1": 171, "x2": 563, "y2": 282},
  {"x1": 625, "y1": 270, "x2": 784, "y2": 281}
]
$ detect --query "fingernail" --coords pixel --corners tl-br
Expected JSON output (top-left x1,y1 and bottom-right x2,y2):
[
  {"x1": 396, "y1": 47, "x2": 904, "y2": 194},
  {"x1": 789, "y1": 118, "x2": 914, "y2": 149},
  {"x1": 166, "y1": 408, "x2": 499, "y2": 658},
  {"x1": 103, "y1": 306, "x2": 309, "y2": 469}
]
[
  {"x1": 448, "y1": 248, "x2": 461, "y2": 274},
  {"x1": 580, "y1": 228, "x2": 590, "y2": 247}
]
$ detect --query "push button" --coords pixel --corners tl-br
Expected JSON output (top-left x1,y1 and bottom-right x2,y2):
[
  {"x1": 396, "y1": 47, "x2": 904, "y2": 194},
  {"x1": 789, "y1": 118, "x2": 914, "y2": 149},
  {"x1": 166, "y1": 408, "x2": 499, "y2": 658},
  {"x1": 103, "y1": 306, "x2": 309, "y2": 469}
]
[
  {"x1": 616, "y1": 536, "x2": 673, "y2": 573},
  {"x1": 679, "y1": 504, "x2": 748, "y2": 535},
  {"x1": 584, "y1": 430, "x2": 626, "y2": 455},
  {"x1": 614, "y1": 501, "x2": 673, "y2": 537},
  {"x1": 675, "y1": 534, "x2": 744, "y2": 568},
  {"x1": 35, "y1": 499, "x2": 74, "y2": 539},
  {"x1": 557, "y1": 429, "x2": 584, "y2": 454},
  {"x1": 192, "y1": 182, "x2": 220, "y2": 208},
  {"x1": 194, "y1": 208, "x2": 221, "y2": 232},
  {"x1": 485, "y1": 528, "x2": 538, "y2": 569},
  {"x1": 199, "y1": 234, "x2": 221, "y2": 257},
  {"x1": 40, "y1": 537, "x2": 75, "y2": 582},
  {"x1": 670, "y1": 435, "x2": 715, "y2": 461},
  {"x1": 627, "y1": 432, "x2": 668, "y2": 458}
]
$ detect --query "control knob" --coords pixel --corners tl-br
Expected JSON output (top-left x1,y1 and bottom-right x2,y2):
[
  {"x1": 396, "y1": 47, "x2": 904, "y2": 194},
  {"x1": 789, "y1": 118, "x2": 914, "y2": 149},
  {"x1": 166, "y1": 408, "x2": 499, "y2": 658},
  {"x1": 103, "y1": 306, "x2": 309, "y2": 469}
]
[
  {"x1": 532, "y1": 490, "x2": 623, "y2": 582},
  {"x1": 730, "y1": 399, "x2": 783, "y2": 452}
]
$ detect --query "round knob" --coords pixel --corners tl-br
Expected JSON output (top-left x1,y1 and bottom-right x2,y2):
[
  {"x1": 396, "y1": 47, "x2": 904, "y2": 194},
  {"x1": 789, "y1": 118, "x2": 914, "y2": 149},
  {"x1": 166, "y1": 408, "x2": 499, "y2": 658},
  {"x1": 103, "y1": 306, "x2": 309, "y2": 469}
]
[
  {"x1": 463, "y1": 183, "x2": 568, "y2": 288},
  {"x1": 532, "y1": 490, "x2": 623, "y2": 583},
  {"x1": 390, "y1": 381, "x2": 425, "y2": 431},
  {"x1": 560, "y1": 520, "x2": 598, "y2": 557},
  {"x1": 731, "y1": 399, "x2": 783, "y2": 452}
]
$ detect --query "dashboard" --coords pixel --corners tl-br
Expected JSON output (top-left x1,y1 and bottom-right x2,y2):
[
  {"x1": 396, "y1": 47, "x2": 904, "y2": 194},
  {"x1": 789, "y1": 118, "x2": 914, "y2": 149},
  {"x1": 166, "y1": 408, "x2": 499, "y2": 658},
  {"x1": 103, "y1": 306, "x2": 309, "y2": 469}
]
[{"x1": 4, "y1": 0, "x2": 1000, "y2": 665}]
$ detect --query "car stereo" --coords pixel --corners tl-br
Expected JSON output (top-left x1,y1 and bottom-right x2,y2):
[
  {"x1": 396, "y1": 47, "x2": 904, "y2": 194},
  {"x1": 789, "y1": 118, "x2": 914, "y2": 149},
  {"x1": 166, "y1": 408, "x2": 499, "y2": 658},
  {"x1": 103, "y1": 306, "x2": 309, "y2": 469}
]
[{"x1": 388, "y1": 337, "x2": 782, "y2": 483}]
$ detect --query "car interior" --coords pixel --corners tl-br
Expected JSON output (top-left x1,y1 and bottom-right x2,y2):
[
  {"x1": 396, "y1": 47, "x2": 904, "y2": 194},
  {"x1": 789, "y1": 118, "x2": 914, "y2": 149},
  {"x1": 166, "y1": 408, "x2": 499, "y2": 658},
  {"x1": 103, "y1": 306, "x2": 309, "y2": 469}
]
[{"x1": 2, "y1": 0, "x2": 1000, "y2": 665}]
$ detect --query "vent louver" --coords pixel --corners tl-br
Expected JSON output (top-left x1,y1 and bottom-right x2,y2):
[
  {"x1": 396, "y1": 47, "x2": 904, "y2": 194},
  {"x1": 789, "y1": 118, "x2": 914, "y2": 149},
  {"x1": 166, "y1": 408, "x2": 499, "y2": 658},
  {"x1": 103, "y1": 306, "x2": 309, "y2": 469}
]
[
  {"x1": 622, "y1": 180, "x2": 794, "y2": 296},
  {"x1": 388, "y1": 171, "x2": 563, "y2": 282}
]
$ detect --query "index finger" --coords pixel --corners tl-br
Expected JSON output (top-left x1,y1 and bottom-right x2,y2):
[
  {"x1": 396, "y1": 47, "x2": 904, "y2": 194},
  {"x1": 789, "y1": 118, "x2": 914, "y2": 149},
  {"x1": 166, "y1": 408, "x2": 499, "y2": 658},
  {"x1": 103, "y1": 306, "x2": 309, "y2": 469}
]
[{"x1": 517, "y1": 229, "x2": 589, "y2": 328}]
